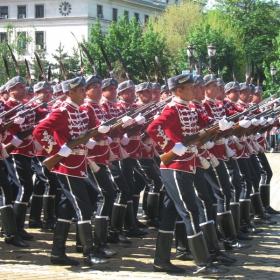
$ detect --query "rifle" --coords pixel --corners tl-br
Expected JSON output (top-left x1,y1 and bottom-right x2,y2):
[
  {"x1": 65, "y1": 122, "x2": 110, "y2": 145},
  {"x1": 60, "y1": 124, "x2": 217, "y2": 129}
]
[
  {"x1": 0, "y1": 95, "x2": 42, "y2": 119},
  {"x1": 0, "y1": 96, "x2": 60, "y2": 132},
  {"x1": 43, "y1": 116, "x2": 117, "y2": 170}
]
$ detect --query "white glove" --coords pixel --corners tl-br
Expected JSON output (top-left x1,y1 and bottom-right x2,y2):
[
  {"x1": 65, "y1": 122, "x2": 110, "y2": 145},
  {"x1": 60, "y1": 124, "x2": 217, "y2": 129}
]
[
  {"x1": 206, "y1": 141, "x2": 214, "y2": 149},
  {"x1": 57, "y1": 144, "x2": 72, "y2": 157},
  {"x1": 259, "y1": 117, "x2": 267, "y2": 126},
  {"x1": 86, "y1": 139, "x2": 96, "y2": 149},
  {"x1": 10, "y1": 136, "x2": 23, "y2": 147},
  {"x1": 267, "y1": 117, "x2": 275, "y2": 125},
  {"x1": 154, "y1": 113, "x2": 160, "y2": 120},
  {"x1": 121, "y1": 116, "x2": 133, "y2": 128},
  {"x1": 239, "y1": 119, "x2": 251, "y2": 128},
  {"x1": 98, "y1": 125, "x2": 110, "y2": 134},
  {"x1": 219, "y1": 117, "x2": 232, "y2": 131},
  {"x1": 135, "y1": 113, "x2": 146, "y2": 125},
  {"x1": 120, "y1": 134, "x2": 130, "y2": 145},
  {"x1": 172, "y1": 142, "x2": 188, "y2": 156},
  {"x1": 251, "y1": 118, "x2": 260, "y2": 126},
  {"x1": 0, "y1": 118, "x2": 2, "y2": 125},
  {"x1": 14, "y1": 116, "x2": 25, "y2": 125},
  {"x1": 256, "y1": 133, "x2": 261, "y2": 140},
  {"x1": 107, "y1": 137, "x2": 112, "y2": 144}
]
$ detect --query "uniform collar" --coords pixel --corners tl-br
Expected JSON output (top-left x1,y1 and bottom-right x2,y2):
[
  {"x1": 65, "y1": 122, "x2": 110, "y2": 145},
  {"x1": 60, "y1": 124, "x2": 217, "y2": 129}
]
[
  {"x1": 173, "y1": 97, "x2": 189, "y2": 106},
  {"x1": 225, "y1": 98, "x2": 236, "y2": 104},
  {"x1": 205, "y1": 96, "x2": 216, "y2": 103},
  {"x1": 66, "y1": 99, "x2": 80, "y2": 109},
  {"x1": 102, "y1": 97, "x2": 115, "y2": 104},
  {"x1": 84, "y1": 98, "x2": 99, "y2": 104},
  {"x1": 8, "y1": 97, "x2": 22, "y2": 104},
  {"x1": 119, "y1": 100, "x2": 132, "y2": 106},
  {"x1": 192, "y1": 99, "x2": 202, "y2": 105},
  {"x1": 237, "y1": 99, "x2": 248, "y2": 105}
]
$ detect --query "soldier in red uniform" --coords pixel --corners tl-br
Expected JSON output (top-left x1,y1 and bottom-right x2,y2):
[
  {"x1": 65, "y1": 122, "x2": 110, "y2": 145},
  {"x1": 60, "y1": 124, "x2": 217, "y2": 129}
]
[
  {"x1": 0, "y1": 85, "x2": 10, "y2": 101},
  {"x1": 29, "y1": 81, "x2": 60, "y2": 230},
  {"x1": 0, "y1": 95, "x2": 29, "y2": 248},
  {"x1": 4, "y1": 76, "x2": 47, "y2": 242},
  {"x1": 147, "y1": 74, "x2": 229, "y2": 275},
  {"x1": 102, "y1": 79, "x2": 146, "y2": 242},
  {"x1": 33, "y1": 76, "x2": 108, "y2": 266},
  {"x1": 202, "y1": 75, "x2": 251, "y2": 250}
]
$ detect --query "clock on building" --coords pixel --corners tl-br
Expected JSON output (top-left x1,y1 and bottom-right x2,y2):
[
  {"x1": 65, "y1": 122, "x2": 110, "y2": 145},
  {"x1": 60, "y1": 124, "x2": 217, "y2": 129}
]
[{"x1": 59, "y1": 2, "x2": 72, "y2": 16}]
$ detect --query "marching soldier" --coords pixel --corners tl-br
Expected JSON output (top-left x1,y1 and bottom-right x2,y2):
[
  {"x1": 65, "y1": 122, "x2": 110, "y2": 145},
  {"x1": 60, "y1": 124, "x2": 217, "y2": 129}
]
[
  {"x1": 0, "y1": 85, "x2": 9, "y2": 102},
  {"x1": 147, "y1": 73, "x2": 229, "y2": 275},
  {"x1": 4, "y1": 76, "x2": 47, "y2": 241},
  {"x1": 33, "y1": 76, "x2": 108, "y2": 266}
]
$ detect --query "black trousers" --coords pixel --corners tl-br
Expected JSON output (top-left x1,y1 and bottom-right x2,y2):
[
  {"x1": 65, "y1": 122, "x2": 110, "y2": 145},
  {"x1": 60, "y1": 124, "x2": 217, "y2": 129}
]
[
  {"x1": 0, "y1": 161, "x2": 13, "y2": 206},
  {"x1": 193, "y1": 167, "x2": 213, "y2": 223},
  {"x1": 204, "y1": 159, "x2": 231, "y2": 213},
  {"x1": 106, "y1": 160, "x2": 130, "y2": 204},
  {"x1": 257, "y1": 152, "x2": 273, "y2": 184},
  {"x1": 31, "y1": 156, "x2": 60, "y2": 196},
  {"x1": 56, "y1": 174, "x2": 92, "y2": 221},
  {"x1": 134, "y1": 158, "x2": 162, "y2": 195},
  {"x1": 250, "y1": 154, "x2": 262, "y2": 191},
  {"x1": 85, "y1": 164, "x2": 115, "y2": 217},
  {"x1": 224, "y1": 158, "x2": 242, "y2": 202},
  {"x1": 160, "y1": 169, "x2": 200, "y2": 236},
  {"x1": 5, "y1": 154, "x2": 33, "y2": 203}
]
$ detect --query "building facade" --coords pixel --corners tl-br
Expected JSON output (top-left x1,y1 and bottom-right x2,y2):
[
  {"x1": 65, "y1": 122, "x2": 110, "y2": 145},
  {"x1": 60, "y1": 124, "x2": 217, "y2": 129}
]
[{"x1": 0, "y1": 0, "x2": 181, "y2": 63}]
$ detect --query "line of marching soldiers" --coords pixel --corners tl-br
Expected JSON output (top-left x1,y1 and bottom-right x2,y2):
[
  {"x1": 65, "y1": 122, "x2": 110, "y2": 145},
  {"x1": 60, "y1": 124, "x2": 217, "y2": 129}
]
[{"x1": 0, "y1": 70, "x2": 279, "y2": 276}]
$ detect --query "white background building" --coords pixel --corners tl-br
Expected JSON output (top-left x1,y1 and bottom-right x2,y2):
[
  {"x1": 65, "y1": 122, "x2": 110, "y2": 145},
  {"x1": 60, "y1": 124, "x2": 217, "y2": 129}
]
[{"x1": 0, "y1": 0, "x2": 179, "y2": 63}]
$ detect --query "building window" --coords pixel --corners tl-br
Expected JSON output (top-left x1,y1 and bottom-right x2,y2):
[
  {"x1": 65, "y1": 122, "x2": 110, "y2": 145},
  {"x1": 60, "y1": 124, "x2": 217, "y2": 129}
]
[
  {"x1": 17, "y1": 32, "x2": 27, "y2": 49},
  {"x1": 18, "y1": 5, "x2": 26, "y2": 19},
  {"x1": 0, "y1": 6, "x2": 8, "y2": 19},
  {"x1": 97, "y1": 5, "x2": 103, "y2": 18},
  {"x1": 35, "y1": 5, "x2": 44, "y2": 18},
  {"x1": 134, "y1": 13, "x2": 139, "y2": 22},
  {"x1": 0, "y1": 33, "x2": 7, "y2": 43},
  {"x1": 112, "y1": 8, "x2": 118, "y2": 22},
  {"x1": 124, "y1": 10, "x2": 129, "y2": 21},
  {"x1": 145, "y1": 15, "x2": 149, "y2": 23},
  {"x1": 35, "y1": 31, "x2": 44, "y2": 50}
]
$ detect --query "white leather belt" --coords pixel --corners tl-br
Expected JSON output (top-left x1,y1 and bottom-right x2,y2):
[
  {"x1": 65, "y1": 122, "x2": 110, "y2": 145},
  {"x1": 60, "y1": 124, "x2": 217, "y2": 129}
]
[
  {"x1": 215, "y1": 138, "x2": 225, "y2": 145},
  {"x1": 96, "y1": 140, "x2": 109, "y2": 146},
  {"x1": 239, "y1": 136, "x2": 247, "y2": 142},
  {"x1": 71, "y1": 149, "x2": 87, "y2": 155}
]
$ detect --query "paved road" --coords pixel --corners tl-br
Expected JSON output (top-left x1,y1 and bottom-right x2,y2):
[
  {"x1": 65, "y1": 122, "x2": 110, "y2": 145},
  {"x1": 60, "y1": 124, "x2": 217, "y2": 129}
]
[{"x1": 0, "y1": 153, "x2": 279, "y2": 280}]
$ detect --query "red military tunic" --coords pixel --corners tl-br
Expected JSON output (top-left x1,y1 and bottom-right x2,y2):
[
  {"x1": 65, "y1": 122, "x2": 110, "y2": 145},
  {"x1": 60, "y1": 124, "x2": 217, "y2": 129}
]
[
  {"x1": 0, "y1": 100, "x2": 11, "y2": 160},
  {"x1": 115, "y1": 100, "x2": 142, "y2": 159},
  {"x1": 33, "y1": 100, "x2": 93, "y2": 178},
  {"x1": 189, "y1": 99, "x2": 213, "y2": 168},
  {"x1": 101, "y1": 98, "x2": 125, "y2": 160},
  {"x1": 147, "y1": 97, "x2": 209, "y2": 173},
  {"x1": 5, "y1": 98, "x2": 47, "y2": 157},
  {"x1": 203, "y1": 97, "x2": 228, "y2": 161},
  {"x1": 82, "y1": 98, "x2": 110, "y2": 166}
]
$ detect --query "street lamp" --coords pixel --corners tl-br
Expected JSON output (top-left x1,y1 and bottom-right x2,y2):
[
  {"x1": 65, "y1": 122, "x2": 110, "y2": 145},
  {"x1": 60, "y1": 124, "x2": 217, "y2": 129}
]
[
  {"x1": 270, "y1": 66, "x2": 277, "y2": 84},
  {"x1": 207, "y1": 43, "x2": 216, "y2": 73},
  {"x1": 187, "y1": 43, "x2": 195, "y2": 72}
]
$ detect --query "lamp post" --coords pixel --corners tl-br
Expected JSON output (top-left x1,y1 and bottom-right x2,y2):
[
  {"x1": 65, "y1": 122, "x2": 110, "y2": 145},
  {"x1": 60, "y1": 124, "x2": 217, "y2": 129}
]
[
  {"x1": 187, "y1": 43, "x2": 195, "y2": 73},
  {"x1": 270, "y1": 66, "x2": 277, "y2": 84},
  {"x1": 207, "y1": 43, "x2": 216, "y2": 74}
]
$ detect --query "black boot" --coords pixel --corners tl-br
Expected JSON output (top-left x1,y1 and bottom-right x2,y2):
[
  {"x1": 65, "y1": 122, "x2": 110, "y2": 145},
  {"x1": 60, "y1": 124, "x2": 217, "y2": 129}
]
[
  {"x1": 13, "y1": 202, "x2": 34, "y2": 240},
  {"x1": 42, "y1": 196, "x2": 57, "y2": 230},
  {"x1": 251, "y1": 193, "x2": 277, "y2": 225},
  {"x1": 75, "y1": 222, "x2": 83, "y2": 253},
  {"x1": 158, "y1": 188, "x2": 166, "y2": 221},
  {"x1": 146, "y1": 192, "x2": 160, "y2": 228},
  {"x1": 175, "y1": 222, "x2": 193, "y2": 261},
  {"x1": 110, "y1": 204, "x2": 131, "y2": 247},
  {"x1": 153, "y1": 231, "x2": 186, "y2": 273},
  {"x1": 29, "y1": 195, "x2": 43, "y2": 228},
  {"x1": 188, "y1": 232, "x2": 229, "y2": 275},
  {"x1": 230, "y1": 202, "x2": 252, "y2": 241},
  {"x1": 1, "y1": 205, "x2": 29, "y2": 248},
  {"x1": 142, "y1": 191, "x2": 148, "y2": 220},
  {"x1": 125, "y1": 202, "x2": 147, "y2": 237},
  {"x1": 239, "y1": 199, "x2": 263, "y2": 235},
  {"x1": 78, "y1": 222, "x2": 109, "y2": 266},
  {"x1": 132, "y1": 195, "x2": 147, "y2": 228},
  {"x1": 51, "y1": 220, "x2": 79, "y2": 266},
  {"x1": 217, "y1": 211, "x2": 251, "y2": 251},
  {"x1": 94, "y1": 217, "x2": 117, "y2": 258},
  {"x1": 260, "y1": 184, "x2": 280, "y2": 214},
  {"x1": 200, "y1": 221, "x2": 237, "y2": 265}
]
